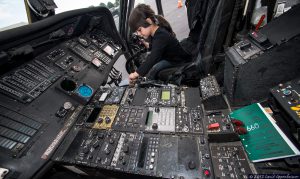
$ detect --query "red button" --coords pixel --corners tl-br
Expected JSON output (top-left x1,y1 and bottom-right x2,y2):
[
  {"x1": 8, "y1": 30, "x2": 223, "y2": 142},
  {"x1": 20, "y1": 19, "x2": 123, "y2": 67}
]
[
  {"x1": 204, "y1": 169, "x2": 210, "y2": 177},
  {"x1": 208, "y1": 123, "x2": 220, "y2": 130}
]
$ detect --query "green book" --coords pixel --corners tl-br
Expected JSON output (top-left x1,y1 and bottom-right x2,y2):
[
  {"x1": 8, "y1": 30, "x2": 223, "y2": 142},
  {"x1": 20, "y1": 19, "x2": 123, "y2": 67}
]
[{"x1": 230, "y1": 103, "x2": 300, "y2": 162}]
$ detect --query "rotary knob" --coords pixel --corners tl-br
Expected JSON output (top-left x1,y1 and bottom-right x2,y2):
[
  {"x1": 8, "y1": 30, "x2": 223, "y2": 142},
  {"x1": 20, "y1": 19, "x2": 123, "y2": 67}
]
[
  {"x1": 72, "y1": 65, "x2": 82, "y2": 72},
  {"x1": 205, "y1": 154, "x2": 210, "y2": 159},
  {"x1": 188, "y1": 161, "x2": 196, "y2": 169},
  {"x1": 122, "y1": 160, "x2": 127, "y2": 165},
  {"x1": 152, "y1": 123, "x2": 158, "y2": 130},
  {"x1": 123, "y1": 145, "x2": 129, "y2": 154},
  {"x1": 226, "y1": 123, "x2": 231, "y2": 129},
  {"x1": 104, "y1": 148, "x2": 110, "y2": 155},
  {"x1": 155, "y1": 107, "x2": 160, "y2": 113},
  {"x1": 105, "y1": 117, "x2": 111, "y2": 124},
  {"x1": 128, "y1": 90, "x2": 134, "y2": 98},
  {"x1": 97, "y1": 118, "x2": 103, "y2": 123},
  {"x1": 109, "y1": 139, "x2": 114, "y2": 144},
  {"x1": 63, "y1": 102, "x2": 73, "y2": 110}
]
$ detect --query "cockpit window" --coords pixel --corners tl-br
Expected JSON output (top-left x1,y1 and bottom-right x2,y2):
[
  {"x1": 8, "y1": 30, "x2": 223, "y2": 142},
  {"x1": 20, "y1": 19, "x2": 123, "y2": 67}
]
[
  {"x1": 0, "y1": 0, "x2": 121, "y2": 32},
  {"x1": 0, "y1": 0, "x2": 28, "y2": 31},
  {"x1": 55, "y1": 0, "x2": 120, "y2": 30}
]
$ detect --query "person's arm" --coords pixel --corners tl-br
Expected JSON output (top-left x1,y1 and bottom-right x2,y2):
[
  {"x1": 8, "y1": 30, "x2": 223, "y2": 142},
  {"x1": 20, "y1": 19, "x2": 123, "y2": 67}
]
[{"x1": 136, "y1": 34, "x2": 168, "y2": 76}]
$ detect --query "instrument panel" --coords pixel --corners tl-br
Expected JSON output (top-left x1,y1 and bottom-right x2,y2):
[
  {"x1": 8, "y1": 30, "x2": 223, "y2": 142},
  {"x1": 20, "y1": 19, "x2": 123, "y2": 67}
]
[
  {"x1": 0, "y1": 6, "x2": 299, "y2": 179},
  {"x1": 0, "y1": 7, "x2": 123, "y2": 179}
]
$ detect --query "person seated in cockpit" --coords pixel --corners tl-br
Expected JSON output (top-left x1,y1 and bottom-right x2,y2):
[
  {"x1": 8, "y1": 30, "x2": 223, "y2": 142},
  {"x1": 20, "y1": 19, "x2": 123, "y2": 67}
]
[{"x1": 128, "y1": 4, "x2": 191, "y2": 85}]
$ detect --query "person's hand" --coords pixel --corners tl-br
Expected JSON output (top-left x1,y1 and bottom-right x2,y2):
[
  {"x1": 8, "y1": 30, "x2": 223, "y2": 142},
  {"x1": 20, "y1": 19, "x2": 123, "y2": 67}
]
[
  {"x1": 140, "y1": 39, "x2": 150, "y2": 49},
  {"x1": 129, "y1": 72, "x2": 140, "y2": 86}
]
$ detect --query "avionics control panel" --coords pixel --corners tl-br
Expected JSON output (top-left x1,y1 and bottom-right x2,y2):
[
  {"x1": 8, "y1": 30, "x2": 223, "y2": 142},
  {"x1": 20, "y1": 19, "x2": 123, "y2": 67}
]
[
  {"x1": 0, "y1": 8, "x2": 124, "y2": 179},
  {"x1": 270, "y1": 78, "x2": 300, "y2": 144},
  {"x1": 132, "y1": 86, "x2": 180, "y2": 107},
  {"x1": 50, "y1": 85, "x2": 260, "y2": 179}
]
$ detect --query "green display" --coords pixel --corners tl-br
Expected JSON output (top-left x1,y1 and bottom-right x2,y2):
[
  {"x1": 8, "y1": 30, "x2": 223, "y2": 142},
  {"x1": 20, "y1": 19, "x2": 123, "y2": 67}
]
[
  {"x1": 230, "y1": 103, "x2": 300, "y2": 162},
  {"x1": 161, "y1": 90, "x2": 170, "y2": 100}
]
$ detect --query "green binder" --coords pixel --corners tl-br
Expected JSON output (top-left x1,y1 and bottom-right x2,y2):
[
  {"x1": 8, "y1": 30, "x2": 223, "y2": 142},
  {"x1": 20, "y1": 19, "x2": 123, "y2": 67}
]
[{"x1": 230, "y1": 103, "x2": 300, "y2": 162}]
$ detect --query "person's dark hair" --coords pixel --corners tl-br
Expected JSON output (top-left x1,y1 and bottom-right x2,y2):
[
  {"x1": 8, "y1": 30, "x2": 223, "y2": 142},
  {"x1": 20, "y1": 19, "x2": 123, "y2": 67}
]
[{"x1": 129, "y1": 4, "x2": 175, "y2": 36}]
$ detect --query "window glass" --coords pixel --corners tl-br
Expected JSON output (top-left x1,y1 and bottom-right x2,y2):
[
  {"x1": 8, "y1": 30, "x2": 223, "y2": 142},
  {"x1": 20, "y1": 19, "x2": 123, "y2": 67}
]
[
  {"x1": 55, "y1": 0, "x2": 120, "y2": 30},
  {"x1": 160, "y1": 1, "x2": 189, "y2": 40},
  {"x1": 134, "y1": 0, "x2": 157, "y2": 14},
  {"x1": 0, "y1": 0, "x2": 120, "y2": 32},
  {"x1": 0, "y1": 0, "x2": 28, "y2": 32}
]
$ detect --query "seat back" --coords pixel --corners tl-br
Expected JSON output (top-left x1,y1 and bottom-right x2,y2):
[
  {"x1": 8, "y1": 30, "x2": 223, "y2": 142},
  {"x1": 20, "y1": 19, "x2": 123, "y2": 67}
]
[
  {"x1": 161, "y1": 0, "x2": 240, "y2": 85},
  {"x1": 196, "y1": 0, "x2": 238, "y2": 74}
]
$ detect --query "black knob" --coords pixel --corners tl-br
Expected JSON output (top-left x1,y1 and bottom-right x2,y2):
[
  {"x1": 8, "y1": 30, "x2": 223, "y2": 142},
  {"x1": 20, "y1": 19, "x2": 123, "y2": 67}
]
[
  {"x1": 152, "y1": 123, "x2": 158, "y2": 130},
  {"x1": 123, "y1": 145, "x2": 129, "y2": 154},
  {"x1": 128, "y1": 90, "x2": 134, "y2": 98},
  {"x1": 105, "y1": 149, "x2": 110, "y2": 155},
  {"x1": 200, "y1": 139, "x2": 205, "y2": 144},
  {"x1": 98, "y1": 118, "x2": 103, "y2": 123},
  {"x1": 109, "y1": 139, "x2": 114, "y2": 144},
  {"x1": 127, "y1": 99, "x2": 132, "y2": 104},
  {"x1": 188, "y1": 161, "x2": 196, "y2": 169},
  {"x1": 205, "y1": 154, "x2": 210, "y2": 159},
  {"x1": 155, "y1": 107, "x2": 160, "y2": 113},
  {"x1": 226, "y1": 123, "x2": 231, "y2": 129},
  {"x1": 105, "y1": 117, "x2": 111, "y2": 124},
  {"x1": 98, "y1": 133, "x2": 104, "y2": 139},
  {"x1": 122, "y1": 160, "x2": 127, "y2": 165}
]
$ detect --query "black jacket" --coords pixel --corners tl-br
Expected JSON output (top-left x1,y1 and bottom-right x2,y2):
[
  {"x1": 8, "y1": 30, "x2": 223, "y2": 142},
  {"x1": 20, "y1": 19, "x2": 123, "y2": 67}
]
[{"x1": 136, "y1": 27, "x2": 191, "y2": 76}]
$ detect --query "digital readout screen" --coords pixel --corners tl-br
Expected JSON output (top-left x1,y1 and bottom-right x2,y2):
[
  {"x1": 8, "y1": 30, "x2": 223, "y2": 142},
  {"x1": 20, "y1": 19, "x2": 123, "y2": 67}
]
[
  {"x1": 161, "y1": 90, "x2": 170, "y2": 100},
  {"x1": 103, "y1": 45, "x2": 114, "y2": 56}
]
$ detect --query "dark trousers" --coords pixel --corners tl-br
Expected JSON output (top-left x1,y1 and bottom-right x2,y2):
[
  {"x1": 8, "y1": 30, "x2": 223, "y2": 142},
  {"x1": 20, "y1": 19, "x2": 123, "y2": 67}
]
[{"x1": 147, "y1": 60, "x2": 185, "y2": 80}]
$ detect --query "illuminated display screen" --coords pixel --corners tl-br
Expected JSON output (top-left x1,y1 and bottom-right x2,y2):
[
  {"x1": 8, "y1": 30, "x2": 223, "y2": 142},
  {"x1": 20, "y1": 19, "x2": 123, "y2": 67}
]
[
  {"x1": 103, "y1": 45, "x2": 114, "y2": 56},
  {"x1": 161, "y1": 90, "x2": 170, "y2": 100},
  {"x1": 92, "y1": 58, "x2": 101, "y2": 67}
]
